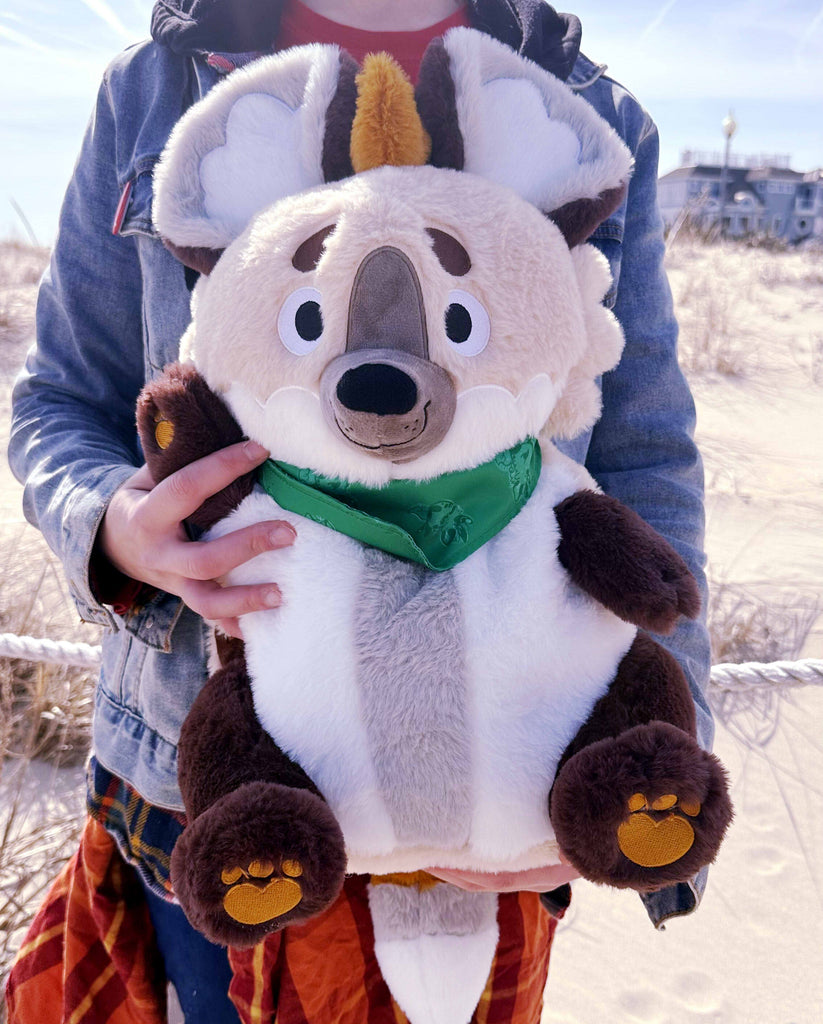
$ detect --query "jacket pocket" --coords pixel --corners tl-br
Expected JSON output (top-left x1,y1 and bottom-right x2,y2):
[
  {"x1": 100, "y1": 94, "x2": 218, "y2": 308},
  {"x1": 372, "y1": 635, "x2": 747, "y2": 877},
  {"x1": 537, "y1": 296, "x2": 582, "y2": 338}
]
[
  {"x1": 589, "y1": 218, "x2": 623, "y2": 309},
  {"x1": 112, "y1": 165, "x2": 159, "y2": 239}
]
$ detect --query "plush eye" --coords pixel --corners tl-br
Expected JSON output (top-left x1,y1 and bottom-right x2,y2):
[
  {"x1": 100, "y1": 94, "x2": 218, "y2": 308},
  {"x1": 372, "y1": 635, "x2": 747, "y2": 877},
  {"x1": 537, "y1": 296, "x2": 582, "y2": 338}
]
[
  {"x1": 278, "y1": 287, "x2": 324, "y2": 355},
  {"x1": 444, "y1": 290, "x2": 490, "y2": 357}
]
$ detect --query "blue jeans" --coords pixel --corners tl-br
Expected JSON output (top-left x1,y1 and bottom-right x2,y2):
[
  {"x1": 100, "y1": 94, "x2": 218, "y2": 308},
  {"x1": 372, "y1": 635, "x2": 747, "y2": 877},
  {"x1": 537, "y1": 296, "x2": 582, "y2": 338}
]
[{"x1": 141, "y1": 879, "x2": 240, "y2": 1023}]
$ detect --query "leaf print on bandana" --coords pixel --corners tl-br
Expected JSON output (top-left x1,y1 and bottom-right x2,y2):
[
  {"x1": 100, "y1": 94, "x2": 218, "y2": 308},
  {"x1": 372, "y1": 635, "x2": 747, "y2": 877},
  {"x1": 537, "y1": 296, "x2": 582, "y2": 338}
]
[
  {"x1": 409, "y1": 501, "x2": 473, "y2": 547},
  {"x1": 493, "y1": 444, "x2": 538, "y2": 503}
]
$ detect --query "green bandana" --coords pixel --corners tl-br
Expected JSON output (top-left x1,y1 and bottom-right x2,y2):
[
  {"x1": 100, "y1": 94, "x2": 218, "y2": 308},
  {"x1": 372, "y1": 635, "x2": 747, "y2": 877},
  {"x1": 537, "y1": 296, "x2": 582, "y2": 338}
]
[{"x1": 257, "y1": 438, "x2": 542, "y2": 572}]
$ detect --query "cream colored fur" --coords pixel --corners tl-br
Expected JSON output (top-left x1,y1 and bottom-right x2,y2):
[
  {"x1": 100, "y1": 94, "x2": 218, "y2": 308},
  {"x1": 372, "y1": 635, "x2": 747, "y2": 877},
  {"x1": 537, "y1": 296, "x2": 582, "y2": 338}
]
[
  {"x1": 442, "y1": 27, "x2": 633, "y2": 214},
  {"x1": 180, "y1": 165, "x2": 624, "y2": 483}
]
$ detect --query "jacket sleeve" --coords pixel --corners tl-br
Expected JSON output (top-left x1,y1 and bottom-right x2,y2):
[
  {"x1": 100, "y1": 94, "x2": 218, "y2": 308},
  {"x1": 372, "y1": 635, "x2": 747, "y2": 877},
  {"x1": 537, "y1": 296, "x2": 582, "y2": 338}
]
[
  {"x1": 586, "y1": 117, "x2": 713, "y2": 750},
  {"x1": 9, "y1": 72, "x2": 149, "y2": 630},
  {"x1": 584, "y1": 118, "x2": 714, "y2": 926}
]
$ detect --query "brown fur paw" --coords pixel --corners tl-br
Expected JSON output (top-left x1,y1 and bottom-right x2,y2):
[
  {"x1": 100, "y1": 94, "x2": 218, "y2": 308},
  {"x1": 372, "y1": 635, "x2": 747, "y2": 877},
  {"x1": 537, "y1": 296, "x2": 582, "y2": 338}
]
[
  {"x1": 554, "y1": 491, "x2": 700, "y2": 633},
  {"x1": 550, "y1": 722, "x2": 732, "y2": 891},
  {"x1": 170, "y1": 781, "x2": 346, "y2": 948},
  {"x1": 136, "y1": 362, "x2": 253, "y2": 530}
]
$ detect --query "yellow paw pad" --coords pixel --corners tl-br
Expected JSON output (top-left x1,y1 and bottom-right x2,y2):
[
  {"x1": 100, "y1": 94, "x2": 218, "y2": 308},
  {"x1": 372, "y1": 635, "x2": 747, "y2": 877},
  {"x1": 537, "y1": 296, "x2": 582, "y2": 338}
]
[
  {"x1": 221, "y1": 859, "x2": 304, "y2": 925},
  {"x1": 617, "y1": 794, "x2": 699, "y2": 868},
  {"x1": 154, "y1": 418, "x2": 174, "y2": 450}
]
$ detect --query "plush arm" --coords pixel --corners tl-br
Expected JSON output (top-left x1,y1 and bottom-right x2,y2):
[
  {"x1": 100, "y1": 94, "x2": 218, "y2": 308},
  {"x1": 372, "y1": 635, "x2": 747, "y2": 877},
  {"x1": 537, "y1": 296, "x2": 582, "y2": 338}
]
[
  {"x1": 136, "y1": 362, "x2": 255, "y2": 532},
  {"x1": 554, "y1": 489, "x2": 699, "y2": 633}
]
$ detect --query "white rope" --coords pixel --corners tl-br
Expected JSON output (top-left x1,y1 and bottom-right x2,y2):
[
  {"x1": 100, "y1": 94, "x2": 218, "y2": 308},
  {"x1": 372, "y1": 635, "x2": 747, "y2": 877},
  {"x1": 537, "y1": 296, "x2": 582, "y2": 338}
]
[
  {"x1": 709, "y1": 659, "x2": 823, "y2": 691},
  {"x1": 0, "y1": 633, "x2": 102, "y2": 671},
  {"x1": 1, "y1": 630, "x2": 822, "y2": 691}
]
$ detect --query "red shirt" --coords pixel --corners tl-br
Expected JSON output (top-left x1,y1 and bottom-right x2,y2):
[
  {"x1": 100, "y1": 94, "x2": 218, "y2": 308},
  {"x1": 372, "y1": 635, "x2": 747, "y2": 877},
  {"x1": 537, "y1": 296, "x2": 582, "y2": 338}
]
[{"x1": 276, "y1": 0, "x2": 471, "y2": 81}]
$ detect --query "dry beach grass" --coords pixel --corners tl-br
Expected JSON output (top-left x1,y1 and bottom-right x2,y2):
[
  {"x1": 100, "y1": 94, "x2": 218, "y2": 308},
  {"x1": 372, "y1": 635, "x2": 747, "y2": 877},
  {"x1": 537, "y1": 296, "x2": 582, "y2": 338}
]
[{"x1": 0, "y1": 236, "x2": 821, "y2": 1008}]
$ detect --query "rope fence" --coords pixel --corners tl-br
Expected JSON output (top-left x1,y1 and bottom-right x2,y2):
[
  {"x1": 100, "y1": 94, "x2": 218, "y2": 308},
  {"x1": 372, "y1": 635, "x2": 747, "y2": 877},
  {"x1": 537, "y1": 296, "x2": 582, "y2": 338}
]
[
  {"x1": 0, "y1": 633, "x2": 103, "y2": 672},
  {"x1": 1, "y1": 632, "x2": 822, "y2": 691}
]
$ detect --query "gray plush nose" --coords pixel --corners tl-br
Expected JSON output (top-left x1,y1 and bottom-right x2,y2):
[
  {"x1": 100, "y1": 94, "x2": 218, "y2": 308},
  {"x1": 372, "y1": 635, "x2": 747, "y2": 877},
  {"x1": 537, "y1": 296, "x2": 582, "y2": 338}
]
[{"x1": 346, "y1": 246, "x2": 428, "y2": 358}]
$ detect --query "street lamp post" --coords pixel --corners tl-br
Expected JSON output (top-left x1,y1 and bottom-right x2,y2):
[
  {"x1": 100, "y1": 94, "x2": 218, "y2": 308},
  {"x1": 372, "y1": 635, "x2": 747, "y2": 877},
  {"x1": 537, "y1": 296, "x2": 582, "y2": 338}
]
[{"x1": 718, "y1": 110, "x2": 737, "y2": 239}]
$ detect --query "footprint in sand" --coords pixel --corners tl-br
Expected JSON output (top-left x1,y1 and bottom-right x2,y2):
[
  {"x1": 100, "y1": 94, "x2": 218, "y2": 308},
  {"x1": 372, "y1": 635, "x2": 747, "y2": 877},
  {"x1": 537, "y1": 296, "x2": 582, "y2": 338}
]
[
  {"x1": 747, "y1": 844, "x2": 786, "y2": 877},
  {"x1": 673, "y1": 970, "x2": 722, "y2": 1014},
  {"x1": 617, "y1": 988, "x2": 667, "y2": 1022}
]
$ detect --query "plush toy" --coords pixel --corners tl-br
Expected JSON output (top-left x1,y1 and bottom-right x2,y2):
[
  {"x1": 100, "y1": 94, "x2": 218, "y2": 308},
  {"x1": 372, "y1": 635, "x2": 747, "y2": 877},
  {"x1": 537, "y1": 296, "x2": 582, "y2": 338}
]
[{"x1": 140, "y1": 29, "x2": 732, "y2": 1024}]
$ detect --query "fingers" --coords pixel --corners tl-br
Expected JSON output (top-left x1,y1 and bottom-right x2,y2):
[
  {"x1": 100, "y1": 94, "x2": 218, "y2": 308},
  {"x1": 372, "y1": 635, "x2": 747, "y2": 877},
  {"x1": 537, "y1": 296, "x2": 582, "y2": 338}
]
[
  {"x1": 172, "y1": 520, "x2": 296, "y2": 582},
  {"x1": 427, "y1": 863, "x2": 580, "y2": 893},
  {"x1": 151, "y1": 440, "x2": 270, "y2": 529},
  {"x1": 180, "y1": 579, "x2": 283, "y2": 621},
  {"x1": 126, "y1": 463, "x2": 157, "y2": 491}
]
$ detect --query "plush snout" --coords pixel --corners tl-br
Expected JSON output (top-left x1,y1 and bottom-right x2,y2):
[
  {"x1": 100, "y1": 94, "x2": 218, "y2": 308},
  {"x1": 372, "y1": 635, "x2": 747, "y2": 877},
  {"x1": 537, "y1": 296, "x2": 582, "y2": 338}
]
[
  {"x1": 320, "y1": 349, "x2": 455, "y2": 462},
  {"x1": 319, "y1": 243, "x2": 456, "y2": 462}
]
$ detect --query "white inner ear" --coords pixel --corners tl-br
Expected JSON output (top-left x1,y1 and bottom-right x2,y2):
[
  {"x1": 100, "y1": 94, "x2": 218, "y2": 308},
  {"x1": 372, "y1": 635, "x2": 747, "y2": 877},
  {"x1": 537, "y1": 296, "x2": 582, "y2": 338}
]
[
  {"x1": 468, "y1": 79, "x2": 582, "y2": 208},
  {"x1": 200, "y1": 93, "x2": 305, "y2": 239}
]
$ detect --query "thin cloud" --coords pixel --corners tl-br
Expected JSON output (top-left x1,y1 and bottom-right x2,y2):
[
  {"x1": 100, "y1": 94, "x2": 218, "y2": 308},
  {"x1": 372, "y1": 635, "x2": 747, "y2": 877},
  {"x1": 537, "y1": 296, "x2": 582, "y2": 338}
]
[
  {"x1": 804, "y1": 3, "x2": 823, "y2": 37},
  {"x1": 78, "y1": 0, "x2": 131, "y2": 38},
  {"x1": 639, "y1": 0, "x2": 678, "y2": 42},
  {"x1": 0, "y1": 23, "x2": 52, "y2": 53},
  {"x1": 795, "y1": 2, "x2": 823, "y2": 59}
]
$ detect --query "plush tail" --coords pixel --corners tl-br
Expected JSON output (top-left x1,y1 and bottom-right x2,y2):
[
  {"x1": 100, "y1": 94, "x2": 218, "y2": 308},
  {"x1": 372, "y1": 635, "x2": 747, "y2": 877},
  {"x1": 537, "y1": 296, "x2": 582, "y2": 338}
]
[{"x1": 367, "y1": 873, "x2": 499, "y2": 1024}]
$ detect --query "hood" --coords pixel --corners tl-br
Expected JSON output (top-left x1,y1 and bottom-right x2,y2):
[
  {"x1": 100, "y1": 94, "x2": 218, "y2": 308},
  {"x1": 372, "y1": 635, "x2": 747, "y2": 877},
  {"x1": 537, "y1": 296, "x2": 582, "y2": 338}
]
[{"x1": 150, "y1": 0, "x2": 581, "y2": 81}]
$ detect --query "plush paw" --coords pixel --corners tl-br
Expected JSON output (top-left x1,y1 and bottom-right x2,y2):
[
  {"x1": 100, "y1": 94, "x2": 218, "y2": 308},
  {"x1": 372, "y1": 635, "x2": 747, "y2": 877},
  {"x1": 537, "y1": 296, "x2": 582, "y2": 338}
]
[
  {"x1": 550, "y1": 722, "x2": 732, "y2": 891},
  {"x1": 170, "y1": 781, "x2": 346, "y2": 947},
  {"x1": 136, "y1": 362, "x2": 253, "y2": 530}
]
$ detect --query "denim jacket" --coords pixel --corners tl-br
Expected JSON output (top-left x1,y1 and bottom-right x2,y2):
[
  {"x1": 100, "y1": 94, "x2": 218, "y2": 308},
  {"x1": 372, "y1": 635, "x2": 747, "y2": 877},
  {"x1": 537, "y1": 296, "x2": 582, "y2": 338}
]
[{"x1": 9, "y1": 0, "x2": 712, "y2": 928}]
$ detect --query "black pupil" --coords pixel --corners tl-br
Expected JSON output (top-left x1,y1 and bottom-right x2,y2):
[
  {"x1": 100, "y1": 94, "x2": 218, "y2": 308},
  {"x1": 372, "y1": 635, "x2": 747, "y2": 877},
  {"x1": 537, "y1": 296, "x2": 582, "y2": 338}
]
[
  {"x1": 295, "y1": 300, "x2": 323, "y2": 341},
  {"x1": 445, "y1": 303, "x2": 472, "y2": 344}
]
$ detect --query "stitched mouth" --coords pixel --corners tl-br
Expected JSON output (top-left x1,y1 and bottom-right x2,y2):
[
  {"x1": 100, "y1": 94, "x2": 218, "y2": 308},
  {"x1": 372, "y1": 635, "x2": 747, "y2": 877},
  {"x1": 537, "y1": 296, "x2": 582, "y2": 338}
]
[{"x1": 333, "y1": 402, "x2": 431, "y2": 451}]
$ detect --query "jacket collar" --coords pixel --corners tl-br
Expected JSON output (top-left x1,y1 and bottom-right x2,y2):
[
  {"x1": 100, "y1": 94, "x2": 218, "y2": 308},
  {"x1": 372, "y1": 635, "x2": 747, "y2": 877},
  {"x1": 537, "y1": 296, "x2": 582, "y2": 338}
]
[{"x1": 151, "y1": 0, "x2": 581, "y2": 80}]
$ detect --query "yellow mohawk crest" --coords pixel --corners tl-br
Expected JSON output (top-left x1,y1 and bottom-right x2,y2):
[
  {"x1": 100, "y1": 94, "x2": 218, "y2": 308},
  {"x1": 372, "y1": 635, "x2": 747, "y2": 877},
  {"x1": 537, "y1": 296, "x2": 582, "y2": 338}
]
[{"x1": 350, "y1": 53, "x2": 432, "y2": 173}]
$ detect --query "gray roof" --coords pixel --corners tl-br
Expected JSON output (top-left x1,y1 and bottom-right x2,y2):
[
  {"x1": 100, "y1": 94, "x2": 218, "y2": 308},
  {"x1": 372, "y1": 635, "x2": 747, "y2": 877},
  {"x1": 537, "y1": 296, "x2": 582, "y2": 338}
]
[{"x1": 746, "y1": 167, "x2": 804, "y2": 181}]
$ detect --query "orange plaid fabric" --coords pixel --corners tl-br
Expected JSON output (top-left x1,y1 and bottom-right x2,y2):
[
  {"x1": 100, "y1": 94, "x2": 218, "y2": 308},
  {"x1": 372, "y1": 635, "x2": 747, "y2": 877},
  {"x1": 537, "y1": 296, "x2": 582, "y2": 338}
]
[
  {"x1": 7, "y1": 818, "x2": 558, "y2": 1024},
  {"x1": 229, "y1": 875, "x2": 557, "y2": 1024},
  {"x1": 5, "y1": 817, "x2": 166, "y2": 1024}
]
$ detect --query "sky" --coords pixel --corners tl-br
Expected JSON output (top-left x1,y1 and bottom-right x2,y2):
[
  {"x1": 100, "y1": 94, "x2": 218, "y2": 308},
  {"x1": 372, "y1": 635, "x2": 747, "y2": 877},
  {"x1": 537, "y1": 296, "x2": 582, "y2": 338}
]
[{"x1": 0, "y1": 0, "x2": 821, "y2": 243}]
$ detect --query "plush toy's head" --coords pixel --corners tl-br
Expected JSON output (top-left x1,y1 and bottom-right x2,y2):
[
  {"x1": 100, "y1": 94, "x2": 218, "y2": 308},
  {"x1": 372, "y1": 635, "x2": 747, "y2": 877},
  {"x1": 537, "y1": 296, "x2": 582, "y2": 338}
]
[{"x1": 154, "y1": 29, "x2": 632, "y2": 484}]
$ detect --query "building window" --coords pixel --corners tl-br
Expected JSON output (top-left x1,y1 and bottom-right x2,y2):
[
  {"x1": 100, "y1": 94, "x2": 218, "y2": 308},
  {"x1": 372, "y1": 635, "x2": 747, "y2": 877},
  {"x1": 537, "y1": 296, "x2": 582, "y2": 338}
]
[{"x1": 772, "y1": 217, "x2": 783, "y2": 233}]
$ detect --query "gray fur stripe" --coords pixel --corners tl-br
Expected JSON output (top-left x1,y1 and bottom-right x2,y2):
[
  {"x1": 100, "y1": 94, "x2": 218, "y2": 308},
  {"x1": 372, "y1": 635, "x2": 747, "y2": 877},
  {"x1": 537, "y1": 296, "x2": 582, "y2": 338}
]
[
  {"x1": 354, "y1": 549, "x2": 471, "y2": 845},
  {"x1": 368, "y1": 882, "x2": 498, "y2": 942}
]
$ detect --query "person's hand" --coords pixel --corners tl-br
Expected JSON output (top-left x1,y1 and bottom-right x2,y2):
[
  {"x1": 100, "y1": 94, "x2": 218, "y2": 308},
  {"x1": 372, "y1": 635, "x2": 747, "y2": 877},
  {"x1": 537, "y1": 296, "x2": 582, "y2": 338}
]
[
  {"x1": 427, "y1": 859, "x2": 579, "y2": 893},
  {"x1": 99, "y1": 440, "x2": 295, "y2": 638}
]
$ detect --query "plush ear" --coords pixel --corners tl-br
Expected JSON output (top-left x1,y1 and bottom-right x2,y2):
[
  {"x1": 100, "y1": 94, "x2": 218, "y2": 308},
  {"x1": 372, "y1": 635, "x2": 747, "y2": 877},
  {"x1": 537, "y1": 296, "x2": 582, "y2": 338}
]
[
  {"x1": 153, "y1": 45, "x2": 358, "y2": 270},
  {"x1": 420, "y1": 28, "x2": 633, "y2": 245}
]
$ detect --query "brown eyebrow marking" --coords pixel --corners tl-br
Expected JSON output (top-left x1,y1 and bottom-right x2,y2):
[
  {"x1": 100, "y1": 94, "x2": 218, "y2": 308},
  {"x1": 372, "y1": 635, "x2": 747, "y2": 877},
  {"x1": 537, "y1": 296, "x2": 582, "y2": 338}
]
[
  {"x1": 426, "y1": 228, "x2": 470, "y2": 276},
  {"x1": 292, "y1": 225, "x2": 337, "y2": 272}
]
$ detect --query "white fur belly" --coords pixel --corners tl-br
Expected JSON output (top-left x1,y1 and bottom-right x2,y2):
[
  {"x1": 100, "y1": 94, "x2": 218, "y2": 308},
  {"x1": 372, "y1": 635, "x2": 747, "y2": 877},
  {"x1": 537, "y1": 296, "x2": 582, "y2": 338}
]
[
  {"x1": 453, "y1": 468, "x2": 636, "y2": 862},
  {"x1": 208, "y1": 449, "x2": 636, "y2": 872},
  {"x1": 208, "y1": 490, "x2": 399, "y2": 857}
]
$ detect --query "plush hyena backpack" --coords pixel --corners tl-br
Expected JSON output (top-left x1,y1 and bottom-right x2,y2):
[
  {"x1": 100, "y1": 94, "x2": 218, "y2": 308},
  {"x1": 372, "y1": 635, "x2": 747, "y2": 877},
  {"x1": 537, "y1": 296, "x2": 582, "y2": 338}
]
[{"x1": 141, "y1": 29, "x2": 732, "y2": 1024}]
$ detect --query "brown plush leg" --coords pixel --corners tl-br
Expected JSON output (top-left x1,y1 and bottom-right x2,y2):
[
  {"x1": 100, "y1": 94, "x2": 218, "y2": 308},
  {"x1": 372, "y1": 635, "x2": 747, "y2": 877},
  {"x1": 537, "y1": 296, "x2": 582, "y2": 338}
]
[
  {"x1": 171, "y1": 654, "x2": 346, "y2": 948},
  {"x1": 550, "y1": 635, "x2": 732, "y2": 891}
]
